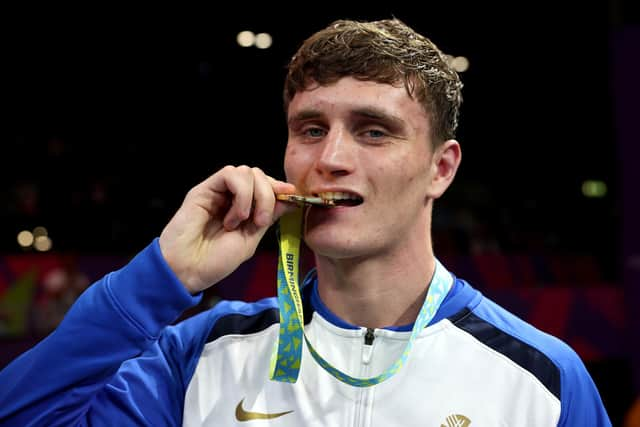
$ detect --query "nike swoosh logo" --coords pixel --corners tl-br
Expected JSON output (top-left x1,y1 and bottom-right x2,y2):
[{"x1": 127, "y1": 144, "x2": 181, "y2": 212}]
[{"x1": 235, "y1": 398, "x2": 294, "y2": 421}]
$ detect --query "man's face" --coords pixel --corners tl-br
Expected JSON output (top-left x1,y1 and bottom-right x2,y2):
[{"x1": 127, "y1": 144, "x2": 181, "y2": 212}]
[{"x1": 284, "y1": 77, "x2": 437, "y2": 259}]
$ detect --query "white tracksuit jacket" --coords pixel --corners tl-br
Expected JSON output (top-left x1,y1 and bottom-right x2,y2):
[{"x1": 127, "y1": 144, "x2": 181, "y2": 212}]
[{"x1": 0, "y1": 239, "x2": 612, "y2": 426}]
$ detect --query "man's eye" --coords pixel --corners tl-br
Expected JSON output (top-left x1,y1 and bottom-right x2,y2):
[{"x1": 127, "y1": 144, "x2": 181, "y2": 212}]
[
  {"x1": 304, "y1": 128, "x2": 326, "y2": 137},
  {"x1": 365, "y1": 129, "x2": 385, "y2": 138}
]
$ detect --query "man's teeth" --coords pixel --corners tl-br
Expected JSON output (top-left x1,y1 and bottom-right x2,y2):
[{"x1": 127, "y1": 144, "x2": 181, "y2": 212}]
[{"x1": 318, "y1": 191, "x2": 361, "y2": 201}]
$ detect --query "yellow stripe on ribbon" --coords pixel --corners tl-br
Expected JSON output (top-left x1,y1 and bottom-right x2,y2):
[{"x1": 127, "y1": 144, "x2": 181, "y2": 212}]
[{"x1": 270, "y1": 207, "x2": 453, "y2": 387}]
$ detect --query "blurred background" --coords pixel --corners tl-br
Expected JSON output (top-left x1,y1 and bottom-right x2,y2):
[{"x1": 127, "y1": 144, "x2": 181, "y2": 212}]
[{"x1": 1, "y1": 2, "x2": 638, "y2": 424}]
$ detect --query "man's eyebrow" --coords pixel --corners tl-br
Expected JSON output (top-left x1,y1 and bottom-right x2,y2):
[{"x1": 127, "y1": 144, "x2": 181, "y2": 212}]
[
  {"x1": 288, "y1": 107, "x2": 405, "y2": 128},
  {"x1": 287, "y1": 109, "x2": 324, "y2": 126},
  {"x1": 351, "y1": 108, "x2": 405, "y2": 129}
]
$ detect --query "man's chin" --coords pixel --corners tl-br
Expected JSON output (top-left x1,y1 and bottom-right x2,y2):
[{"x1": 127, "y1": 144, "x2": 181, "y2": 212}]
[{"x1": 304, "y1": 235, "x2": 367, "y2": 260}]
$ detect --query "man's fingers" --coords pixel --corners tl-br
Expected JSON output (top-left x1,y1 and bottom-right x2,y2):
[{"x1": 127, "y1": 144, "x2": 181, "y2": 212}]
[
  {"x1": 253, "y1": 169, "x2": 300, "y2": 227},
  {"x1": 265, "y1": 176, "x2": 298, "y2": 224},
  {"x1": 220, "y1": 166, "x2": 254, "y2": 230},
  {"x1": 272, "y1": 200, "x2": 299, "y2": 223},
  {"x1": 266, "y1": 176, "x2": 297, "y2": 195},
  {"x1": 200, "y1": 166, "x2": 296, "y2": 230},
  {"x1": 251, "y1": 167, "x2": 276, "y2": 228}
]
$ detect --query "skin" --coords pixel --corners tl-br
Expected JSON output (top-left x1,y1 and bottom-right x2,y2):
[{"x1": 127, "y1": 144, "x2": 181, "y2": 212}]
[
  {"x1": 159, "y1": 76, "x2": 461, "y2": 329},
  {"x1": 159, "y1": 166, "x2": 297, "y2": 293},
  {"x1": 284, "y1": 77, "x2": 461, "y2": 328}
]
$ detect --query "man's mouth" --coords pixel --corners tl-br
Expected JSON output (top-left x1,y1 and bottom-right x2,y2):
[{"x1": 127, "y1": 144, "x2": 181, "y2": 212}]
[{"x1": 316, "y1": 191, "x2": 364, "y2": 207}]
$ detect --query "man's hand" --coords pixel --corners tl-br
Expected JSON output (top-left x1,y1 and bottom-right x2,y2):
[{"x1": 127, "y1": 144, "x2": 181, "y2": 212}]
[{"x1": 159, "y1": 165, "x2": 296, "y2": 294}]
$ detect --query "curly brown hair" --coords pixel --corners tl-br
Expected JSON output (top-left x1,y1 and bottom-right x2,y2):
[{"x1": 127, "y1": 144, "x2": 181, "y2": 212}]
[{"x1": 284, "y1": 19, "x2": 463, "y2": 145}]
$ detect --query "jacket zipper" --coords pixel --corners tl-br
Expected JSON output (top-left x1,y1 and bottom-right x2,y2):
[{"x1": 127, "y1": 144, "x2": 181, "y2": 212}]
[
  {"x1": 354, "y1": 328, "x2": 376, "y2": 427},
  {"x1": 364, "y1": 328, "x2": 375, "y2": 345},
  {"x1": 362, "y1": 328, "x2": 375, "y2": 364}
]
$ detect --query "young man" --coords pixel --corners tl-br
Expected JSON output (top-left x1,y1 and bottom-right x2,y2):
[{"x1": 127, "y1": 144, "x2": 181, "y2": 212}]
[{"x1": 0, "y1": 19, "x2": 611, "y2": 426}]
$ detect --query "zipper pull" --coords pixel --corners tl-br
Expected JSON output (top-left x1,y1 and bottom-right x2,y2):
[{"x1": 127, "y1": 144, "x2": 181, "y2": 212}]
[
  {"x1": 363, "y1": 328, "x2": 375, "y2": 365},
  {"x1": 364, "y1": 328, "x2": 375, "y2": 345}
]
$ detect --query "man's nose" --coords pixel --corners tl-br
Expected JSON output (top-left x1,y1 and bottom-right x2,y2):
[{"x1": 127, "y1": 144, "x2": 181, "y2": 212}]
[{"x1": 315, "y1": 128, "x2": 355, "y2": 177}]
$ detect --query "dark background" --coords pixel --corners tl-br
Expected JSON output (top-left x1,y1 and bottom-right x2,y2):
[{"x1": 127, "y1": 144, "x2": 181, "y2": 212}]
[{"x1": 2, "y1": 2, "x2": 635, "y2": 267}]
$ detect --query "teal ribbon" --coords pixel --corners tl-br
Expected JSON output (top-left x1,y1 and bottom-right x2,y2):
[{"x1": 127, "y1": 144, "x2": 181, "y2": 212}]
[{"x1": 270, "y1": 208, "x2": 453, "y2": 387}]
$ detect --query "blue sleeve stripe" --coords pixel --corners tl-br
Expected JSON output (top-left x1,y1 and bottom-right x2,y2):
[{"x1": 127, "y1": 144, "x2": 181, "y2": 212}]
[
  {"x1": 206, "y1": 298, "x2": 280, "y2": 343},
  {"x1": 450, "y1": 307, "x2": 561, "y2": 400}
]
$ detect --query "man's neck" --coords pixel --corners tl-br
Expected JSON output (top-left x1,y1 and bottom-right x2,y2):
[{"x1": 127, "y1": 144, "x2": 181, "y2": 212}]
[{"x1": 314, "y1": 240, "x2": 436, "y2": 329}]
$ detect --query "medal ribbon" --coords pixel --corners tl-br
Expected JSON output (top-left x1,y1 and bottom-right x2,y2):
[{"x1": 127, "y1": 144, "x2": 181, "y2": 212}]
[{"x1": 270, "y1": 208, "x2": 452, "y2": 387}]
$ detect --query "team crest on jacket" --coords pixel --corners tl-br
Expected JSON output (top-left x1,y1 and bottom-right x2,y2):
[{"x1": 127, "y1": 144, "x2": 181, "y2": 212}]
[{"x1": 441, "y1": 414, "x2": 471, "y2": 427}]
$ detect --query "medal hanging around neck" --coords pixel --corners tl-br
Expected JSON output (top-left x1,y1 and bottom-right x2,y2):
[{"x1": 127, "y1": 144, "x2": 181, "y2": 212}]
[{"x1": 270, "y1": 207, "x2": 453, "y2": 387}]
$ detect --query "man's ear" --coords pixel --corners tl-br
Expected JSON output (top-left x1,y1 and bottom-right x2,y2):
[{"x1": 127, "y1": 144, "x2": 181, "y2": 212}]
[{"x1": 427, "y1": 139, "x2": 461, "y2": 199}]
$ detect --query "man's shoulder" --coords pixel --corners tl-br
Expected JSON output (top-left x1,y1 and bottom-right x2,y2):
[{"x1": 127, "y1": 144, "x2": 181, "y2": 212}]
[
  {"x1": 448, "y1": 293, "x2": 584, "y2": 401},
  {"x1": 469, "y1": 296, "x2": 579, "y2": 364}
]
